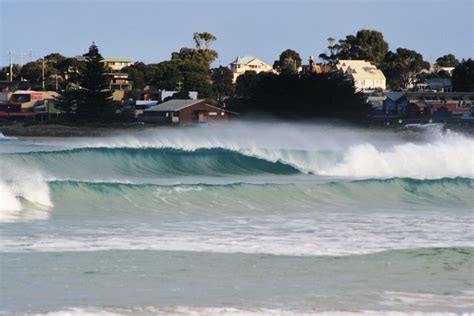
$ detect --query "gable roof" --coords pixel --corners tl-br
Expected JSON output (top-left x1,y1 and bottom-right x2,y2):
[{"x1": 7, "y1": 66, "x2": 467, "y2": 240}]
[
  {"x1": 425, "y1": 79, "x2": 452, "y2": 89},
  {"x1": 103, "y1": 57, "x2": 133, "y2": 63},
  {"x1": 145, "y1": 99, "x2": 204, "y2": 112},
  {"x1": 385, "y1": 91, "x2": 406, "y2": 102},
  {"x1": 231, "y1": 55, "x2": 257, "y2": 65}
]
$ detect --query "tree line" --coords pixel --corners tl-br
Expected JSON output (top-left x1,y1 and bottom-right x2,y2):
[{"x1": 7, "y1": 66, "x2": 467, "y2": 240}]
[{"x1": 1, "y1": 29, "x2": 473, "y2": 122}]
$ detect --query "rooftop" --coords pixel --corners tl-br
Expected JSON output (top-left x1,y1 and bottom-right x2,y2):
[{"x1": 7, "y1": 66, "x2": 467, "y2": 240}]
[
  {"x1": 231, "y1": 55, "x2": 257, "y2": 65},
  {"x1": 145, "y1": 99, "x2": 204, "y2": 112}
]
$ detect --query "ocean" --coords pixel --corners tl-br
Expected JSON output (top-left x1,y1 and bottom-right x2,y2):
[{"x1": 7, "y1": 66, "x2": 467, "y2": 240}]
[{"x1": 0, "y1": 122, "x2": 473, "y2": 315}]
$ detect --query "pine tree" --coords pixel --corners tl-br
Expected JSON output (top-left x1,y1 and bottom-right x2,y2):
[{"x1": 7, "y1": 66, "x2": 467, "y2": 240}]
[{"x1": 77, "y1": 43, "x2": 113, "y2": 121}]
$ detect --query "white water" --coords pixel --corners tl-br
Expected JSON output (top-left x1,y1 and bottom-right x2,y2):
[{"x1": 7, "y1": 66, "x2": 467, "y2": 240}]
[{"x1": 46, "y1": 122, "x2": 474, "y2": 179}]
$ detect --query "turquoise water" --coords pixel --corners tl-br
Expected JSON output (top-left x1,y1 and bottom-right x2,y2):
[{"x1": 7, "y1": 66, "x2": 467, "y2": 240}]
[{"x1": 0, "y1": 124, "x2": 473, "y2": 315}]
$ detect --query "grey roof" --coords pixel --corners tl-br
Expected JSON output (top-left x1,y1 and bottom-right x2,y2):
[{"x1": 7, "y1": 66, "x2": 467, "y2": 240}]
[
  {"x1": 385, "y1": 91, "x2": 406, "y2": 102},
  {"x1": 144, "y1": 99, "x2": 205, "y2": 112},
  {"x1": 230, "y1": 55, "x2": 256, "y2": 65},
  {"x1": 425, "y1": 79, "x2": 452, "y2": 88}
]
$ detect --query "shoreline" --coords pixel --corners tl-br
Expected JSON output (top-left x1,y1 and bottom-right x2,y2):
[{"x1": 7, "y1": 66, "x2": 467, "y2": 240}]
[{"x1": 1, "y1": 120, "x2": 474, "y2": 138}]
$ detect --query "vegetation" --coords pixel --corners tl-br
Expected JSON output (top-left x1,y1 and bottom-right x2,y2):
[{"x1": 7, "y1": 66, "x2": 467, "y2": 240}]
[
  {"x1": 232, "y1": 71, "x2": 368, "y2": 120},
  {"x1": 436, "y1": 54, "x2": 459, "y2": 67},
  {"x1": 277, "y1": 49, "x2": 303, "y2": 74},
  {"x1": 211, "y1": 66, "x2": 234, "y2": 100},
  {"x1": 56, "y1": 43, "x2": 113, "y2": 121},
  {"x1": 452, "y1": 59, "x2": 474, "y2": 92},
  {"x1": 380, "y1": 48, "x2": 429, "y2": 90},
  {"x1": 2, "y1": 28, "x2": 472, "y2": 124},
  {"x1": 320, "y1": 30, "x2": 388, "y2": 67}
]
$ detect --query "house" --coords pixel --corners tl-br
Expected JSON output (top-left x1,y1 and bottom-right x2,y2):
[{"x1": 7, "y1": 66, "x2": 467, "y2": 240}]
[
  {"x1": 106, "y1": 72, "x2": 132, "y2": 92},
  {"x1": 336, "y1": 60, "x2": 386, "y2": 91},
  {"x1": 75, "y1": 56, "x2": 132, "y2": 71},
  {"x1": 230, "y1": 55, "x2": 273, "y2": 83},
  {"x1": 6, "y1": 90, "x2": 58, "y2": 110},
  {"x1": 302, "y1": 57, "x2": 332, "y2": 74},
  {"x1": 103, "y1": 57, "x2": 132, "y2": 71},
  {"x1": 142, "y1": 99, "x2": 237, "y2": 124},
  {"x1": 383, "y1": 91, "x2": 409, "y2": 114},
  {"x1": 140, "y1": 89, "x2": 198, "y2": 102},
  {"x1": 425, "y1": 79, "x2": 452, "y2": 92}
]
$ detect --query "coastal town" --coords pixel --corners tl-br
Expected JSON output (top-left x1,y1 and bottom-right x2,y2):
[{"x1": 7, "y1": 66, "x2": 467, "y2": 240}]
[{"x1": 0, "y1": 30, "x2": 473, "y2": 128}]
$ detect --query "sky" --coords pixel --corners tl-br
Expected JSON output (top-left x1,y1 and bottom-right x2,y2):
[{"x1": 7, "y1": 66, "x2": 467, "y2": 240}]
[{"x1": 0, "y1": 0, "x2": 473, "y2": 67}]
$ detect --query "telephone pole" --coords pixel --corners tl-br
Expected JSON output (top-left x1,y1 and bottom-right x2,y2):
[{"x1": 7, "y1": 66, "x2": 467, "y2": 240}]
[
  {"x1": 29, "y1": 49, "x2": 34, "y2": 62},
  {"x1": 8, "y1": 50, "x2": 14, "y2": 81},
  {"x1": 42, "y1": 59, "x2": 45, "y2": 90},
  {"x1": 19, "y1": 52, "x2": 25, "y2": 66}
]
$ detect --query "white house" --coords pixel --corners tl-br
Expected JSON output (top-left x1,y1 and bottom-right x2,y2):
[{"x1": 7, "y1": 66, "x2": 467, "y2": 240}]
[
  {"x1": 336, "y1": 60, "x2": 386, "y2": 91},
  {"x1": 230, "y1": 55, "x2": 273, "y2": 83}
]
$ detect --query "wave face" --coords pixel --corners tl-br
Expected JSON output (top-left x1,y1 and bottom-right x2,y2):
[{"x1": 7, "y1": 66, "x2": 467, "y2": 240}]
[
  {"x1": 2, "y1": 147, "x2": 300, "y2": 179},
  {"x1": 2, "y1": 122, "x2": 474, "y2": 180},
  {"x1": 48, "y1": 177, "x2": 474, "y2": 214}
]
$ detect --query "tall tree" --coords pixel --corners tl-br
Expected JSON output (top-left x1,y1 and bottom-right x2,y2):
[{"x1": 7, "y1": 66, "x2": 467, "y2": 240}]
[
  {"x1": 19, "y1": 61, "x2": 45, "y2": 87},
  {"x1": 319, "y1": 37, "x2": 340, "y2": 67},
  {"x1": 235, "y1": 70, "x2": 260, "y2": 99},
  {"x1": 211, "y1": 66, "x2": 234, "y2": 99},
  {"x1": 333, "y1": 29, "x2": 389, "y2": 66},
  {"x1": 76, "y1": 43, "x2": 113, "y2": 121},
  {"x1": 435, "y1": 54, "x2": 460, "y2": 67},
  {"x1": 193, "y1": 32, "x2": 217, "y2": 49},
  {"x1": 279, "y1": 49, "x2": 302, "y2": 74},
  {"x1": 381, "y1": 48, "x2": 429, "y2": 90},
  {"x1": 452, "y1": 59, "x2": 474, "y2": 92},
  {"x1": 171, "y1": 47, "x2": 218, "y2": 68}
]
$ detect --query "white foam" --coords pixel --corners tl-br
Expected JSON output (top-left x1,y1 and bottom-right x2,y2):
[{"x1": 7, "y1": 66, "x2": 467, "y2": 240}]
[
  {"x1": 25, "y1": 306, "x2": 471, "y2": 316},
  {"x1": 2, "y1": 211, "x2": 472, "y2": 255},
  {"x1": 0, "y1": 161, "x2": 53, "y2": 222},
  {"x1": 62, "y1": 122, "x2": 474, "y2": 179},
  {"x1": 0, "y1": 132, "x2": 16, "y2": 140},
  {"x1": 319, "y1": 137, "x2": 474, "y2": 178}
]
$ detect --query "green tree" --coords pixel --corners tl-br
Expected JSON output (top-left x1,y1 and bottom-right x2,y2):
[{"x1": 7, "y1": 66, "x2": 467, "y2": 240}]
[
  {"x1": 319, "y1": 37, "x2": 340, "y2": 67},
  {"x1": 235, "y1": 70, "x2": 260, "y2": 99},
  {"x1": 179, "y1": 60, "x2": 213, "y2": 98},
  {"x1": 44, "y1": 53, "x2": 66, "y2": 65},
  {"x1": 55, "y1": 89, "x2": 81, "y2": 118},
  {"x1": 56, "y1": 57, "x2": 84, "y2": 88},
  {"x1": 333, "y1": 29, "x2": 389, "y2": 66},
  {"x1": 171, "y1": 47, "x2": 218, "y2": 68},
  {"x1": 0, "y1": 64, "x2": 21, "y2": 81},
  {"x1": 279, "y1": 49, "x2": 302, "y2": 74},
  {"x1": 19, "y1": 61, "x2": 45, "y2": 87},
  {"x1": 381, "y1": 48, "x2": 429, "y2": 90},
  {"x1": 211, "y1": 66, "x2": 234, "y2": 99},
  {"x1": 436, "y1": 54, "x2": 459, "y2": 67},
  {"x1": 76, "y1": 43, "x2": 113, "y2": 121},
  {"x1": 150, "y1": 60, "x2": 183, "y2": 90},
  {"x1": 231, "y1": 71, "x2": 367, "y2": 119},
  {"x1": 452, "y1": 59, "x2": 474, "y2": 92},
  {"x1": 193, "y1": 32, "x2": 217, "y2": 49},
  {"x1": 124, "y1": 62, "x2": 147, "y2": 90}
]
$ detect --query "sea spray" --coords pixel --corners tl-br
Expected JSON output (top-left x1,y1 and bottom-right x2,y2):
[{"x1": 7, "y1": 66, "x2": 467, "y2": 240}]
[{"x1": 0, "y1": 161, "x2": 52, "y2": 222}]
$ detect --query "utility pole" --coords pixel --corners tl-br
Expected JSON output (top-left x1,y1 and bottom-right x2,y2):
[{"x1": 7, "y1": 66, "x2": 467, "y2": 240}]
[
  {"x1": 42, "y1": 59, "x2": 45, "y2": 90},
  {"x1": 29, "y1": 49, "x2": 34, "y2": 62},
  {"x1": 8, "y1": 50, "x2": 13, "y2": 81},
  {"x1": 19, "y1": 52, "x2": 25, "y2": 66}
]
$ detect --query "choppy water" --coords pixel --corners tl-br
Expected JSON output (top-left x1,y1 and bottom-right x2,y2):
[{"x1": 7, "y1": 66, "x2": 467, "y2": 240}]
[{"x1": 0, "y1": 122, "x2": 473, "y2": 315}]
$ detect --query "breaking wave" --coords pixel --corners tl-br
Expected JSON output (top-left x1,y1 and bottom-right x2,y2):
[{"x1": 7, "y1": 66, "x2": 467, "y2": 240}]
[
  {"x1": 1, "y1": 135, "x2": 474, "y2": 180},
  {"x1": 2, "y1": 177, "x2": 472, "y2": 223},
  {"x1": 47, "y1": 177, "x2": 474, "y2": 212}
]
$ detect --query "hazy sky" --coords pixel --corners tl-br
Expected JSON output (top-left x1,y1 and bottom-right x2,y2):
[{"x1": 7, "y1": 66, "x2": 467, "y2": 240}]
[{"x1": 1, "y1": 0, "x2": 472, "y2": 67}]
